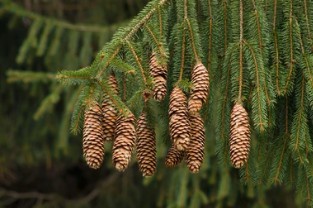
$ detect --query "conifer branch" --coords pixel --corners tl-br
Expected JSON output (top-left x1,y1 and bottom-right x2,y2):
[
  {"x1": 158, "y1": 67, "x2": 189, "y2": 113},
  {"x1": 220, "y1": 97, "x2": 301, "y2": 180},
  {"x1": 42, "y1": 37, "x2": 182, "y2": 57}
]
[
  {"x1": 273, "y1": 0, "x2": 281, "y2": 95},
  {"x1": 207, "y1": 0, "x2": 213, "y2": 69},
  {"x1": 7, "y1": 70, "x2": 56, "y2": 83},
  {"x1": 293, "y1": 76, "x2": 306, "y2": 153},
  {"x1": 95, "y1": 0, "x2": 169, "y2": 79},
  {"x1": 157, "y1": 7, "x2": 163, "y2": 37},
  {"x1": 70, "y1": 86, "x2": 85, "y2": 134},
  {"x1": 303, "y1": 0, "x2": 312, "y2": 41},
  {"x1": 284, "y1": 0, "x2": 295, "y2": 94},
  {"x1": 273, "y1": 135, "x2": 288, "y2": 184},
  {"x1": 238, "y1": 0, "x2": 244, "y2": 102},
  {"x1": 185, "y1": 18, "x2": 200, "y2": 63},
  {"x1": 243, "y1": 40, "x2": 267, "y2": 131},
  {"x1": 183, "y1": 0, "x2": 201, "y2": 63},
  {"x1": 1, "y1": 1, "x2": 121, "y2": 33},
  {"x1": 144, "y1": 24, "x2": 167, "y2": 59},
  {"x1": 223, "y1": 1, "x2": 229, "y2": 53},
  {"x1": 251, "y1": 0, "x2": 263, "y2": 51},
  {"x1": 285, "y1": 97, "x2": 289, "y2": 135},
  {"x1": 124, "y1": 0, "x2": 168, "y2": 41},
  {"x1": 126, "y1": 41, "x2": 147, "y2": 86},
  {"x1": 96, "y1": 48, "x2": 122, "y2": 79},
  {"x1": 179, "y1": 26, "x2": 187, "y2": 82}
]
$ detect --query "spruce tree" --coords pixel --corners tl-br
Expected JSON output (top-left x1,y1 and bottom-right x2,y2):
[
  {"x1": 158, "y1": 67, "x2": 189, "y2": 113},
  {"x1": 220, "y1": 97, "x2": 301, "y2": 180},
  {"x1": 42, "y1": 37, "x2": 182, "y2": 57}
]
[{"x1": 2, "y1": 0, "x2": 313, "y2": 207}]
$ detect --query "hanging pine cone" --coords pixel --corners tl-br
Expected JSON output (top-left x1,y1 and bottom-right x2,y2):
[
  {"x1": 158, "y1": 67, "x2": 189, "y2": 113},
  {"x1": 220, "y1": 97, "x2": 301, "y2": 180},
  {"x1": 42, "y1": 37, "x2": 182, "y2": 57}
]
[
  {"x1": 101, "y1": 74, "x2": 118, "y2": 141},
  {"x1": 112, "y1": 113, "x2": 136, "y2": 172},
  {"x1": 185, "y1": 112, "x2": 205, "y2": 173},
  {"x1": 165, "y1": 146, "x2": 184, "y2": 168},
  {"x1": 150, "y1": 52, "x2": 167, "y2": 101},
  {"x1": 83, "y1": 102, "x2": 105, "y2": 169},
  {"x1": 136, "y1": 112, "x2": 156, "y2": 176},
  {"x1": 169, "y1": 87, "x2": 190, "y2": 151},
  {"x1": 229, "y1": 103, "x2": 251, "y2": 169},
  {"x1": 188, "y1": 62, "x2": 209, "y2": 113}
]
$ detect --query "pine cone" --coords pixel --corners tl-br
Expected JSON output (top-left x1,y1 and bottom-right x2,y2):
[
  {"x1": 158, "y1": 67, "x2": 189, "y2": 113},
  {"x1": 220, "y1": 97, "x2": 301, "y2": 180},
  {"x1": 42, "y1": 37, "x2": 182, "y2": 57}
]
[
  {"x1": 185, "y1": 112, "x2": 205, "y2": 173},
  {"x1": 229, "y1": 103, "x2": 251, "y2": 168},
  {"x1": 136, "y1": 112, "x2": 156, "y2": 176},
  {"x1": 165, "y1": 146, "x2": 184, "y2": 168},
  {"x1": 101, "y1": 74, "x2": 118, "y2": 141},
  {"x1": 188, "y1": 62, "x2": 210, "y2": 113},
  {"x1": 83, "y1": 102, "x2": 105, "y2": 169},
  {"x1": 150, "y1": 52, "x2": 167, "y2": 101},
  {"x1": 169, "y1": 87, "x2": 190, "y2": 151},
  {"x1": 112, "y1": 113, "x2": 136, "y2": 172}
]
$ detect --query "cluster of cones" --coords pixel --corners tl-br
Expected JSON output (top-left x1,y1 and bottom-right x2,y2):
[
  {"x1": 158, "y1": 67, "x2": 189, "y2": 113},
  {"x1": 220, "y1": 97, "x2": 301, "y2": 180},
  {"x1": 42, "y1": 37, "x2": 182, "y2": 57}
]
[
  {"x1": 165, "y1": 62, "x2": 209, "y2": 173},
  {"x1": 82, "y1": 52, "x2": 251, "y2": 176},
  {"x1": 82, "y1": 73, "x2": 157, "y2": 176}
]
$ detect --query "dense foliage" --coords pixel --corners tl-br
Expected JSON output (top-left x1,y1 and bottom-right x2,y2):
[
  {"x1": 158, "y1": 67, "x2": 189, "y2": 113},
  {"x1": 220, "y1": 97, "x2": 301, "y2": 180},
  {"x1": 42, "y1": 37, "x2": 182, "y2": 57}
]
[{"x1": 1, "y1": 0, "x2": 313, "y2": 207}]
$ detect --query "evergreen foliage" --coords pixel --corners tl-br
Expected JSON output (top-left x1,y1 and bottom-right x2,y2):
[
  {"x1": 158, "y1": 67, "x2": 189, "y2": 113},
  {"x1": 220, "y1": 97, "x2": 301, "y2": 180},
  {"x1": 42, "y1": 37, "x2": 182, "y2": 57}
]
[{"x1": 1, "y1": 0, "x2": 313, "y2": 207}]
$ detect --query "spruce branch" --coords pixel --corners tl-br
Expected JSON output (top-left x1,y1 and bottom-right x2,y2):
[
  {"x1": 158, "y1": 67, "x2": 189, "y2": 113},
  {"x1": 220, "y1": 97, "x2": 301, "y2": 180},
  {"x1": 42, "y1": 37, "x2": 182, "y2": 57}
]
[
  {"x1": 95, "y1": 0, "x2": 170, "y2": 79},
  {"x1": 7, "y1": 70, "x2": 56, "y2": 83},
  {"x1": 144, "y1": 24, "x2": 168, "y2": 61},
  {"x1": 70, "y1": 86, "x2": 88, "y2": 134},
  {"x1": 126, "y1": 41, "x2": 147, "y2": 86},
  {"x1": 57, "y1": 67, "x2": 94, "y2": 85},
  {"x1": 238, "y1": 0, "x2": 244, "y2": 102},
  {"x1": 289, "y1": 75, "x2": 311, "y2": 164},
  {"x1": 285, "y1": 0, "x2": 295, "y2": 95},
  {"x1": 223, "y1": 1, "x2": 229, "y2": 52},
  {"x1": 1, "y1": 0, "x2": 122, "y2": 33},
  {"x1": 179, "y1": 24, "x2": 187, "y2": 82},
  {"x1": 243, "y1": 40, "x2": 267, "y2": 131},
  {"x1": 185, "y1": 18, "x2": 200, "y2": 63},
  {"x1": 303, "y1": 0, "x2": 312, "y2": 43},
  {"x1": 206, "y1": 0, "x2": 213, "y2": 69},
  {"x1": 157, "y1": 7, "x2": 163, "y2": 37}
]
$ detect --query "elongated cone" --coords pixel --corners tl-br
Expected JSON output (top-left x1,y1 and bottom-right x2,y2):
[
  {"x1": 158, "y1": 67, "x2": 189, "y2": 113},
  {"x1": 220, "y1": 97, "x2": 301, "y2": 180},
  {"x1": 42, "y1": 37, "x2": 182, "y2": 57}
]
[
  {"x1": 136, "y1": 112, "x2": 156, "y2": 176},
  {"x1": 165, "y1": 146, "x2": 184, "y2": 168},
  {"x1": 83, "y1": 102, "x2": 105, "y2": 169},
  {"x1": 188, "y1": 62, "x2": 209, "y2": 113},
  {"x1": 150, "y1": 52, "x2": 167, "y2": 101},
  {"x1": 229, "y1": 103, "x2": 250, "y2": 168},
  {"x1": 186, "y1": 112, "x2": 205, "y2": 173},
  {"x1": 101, "y1": 74, "x2": 118, "y2": 141},
  {"x1": 169, "y1": 87, "x2": 190, "y2": 151},
  {"x1": 112, "y1": 113, "x2": 136, "y2": 172}
]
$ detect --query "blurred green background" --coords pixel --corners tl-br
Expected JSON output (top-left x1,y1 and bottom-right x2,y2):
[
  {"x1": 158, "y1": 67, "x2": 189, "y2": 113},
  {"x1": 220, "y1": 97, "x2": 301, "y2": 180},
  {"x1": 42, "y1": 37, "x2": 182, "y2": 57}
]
[{"x1": 0, "y1": 0, "x2": 298, "y2": 207}]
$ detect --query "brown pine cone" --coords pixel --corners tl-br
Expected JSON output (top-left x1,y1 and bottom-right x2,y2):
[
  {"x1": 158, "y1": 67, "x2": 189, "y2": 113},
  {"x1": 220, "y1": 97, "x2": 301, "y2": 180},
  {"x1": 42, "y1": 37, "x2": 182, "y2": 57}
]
[
  {"x1": 112, "y1": 113, "x2": 136, "y2": 172},
  {"x1": 150, "y1": 52, "x2": 167, "y2": 101},
  {"x1": 188, "y1": 62, "x2": 210, "y2": 113},
  {"x1": 169, "y1": 87, "x2": 190, "y2": 151},
  {"x1": 229, "y1": 103, "x2": 251, "y2": 168},
  {"x1": 136, "y1": 112, "x2": 156, "y2": 176},
  {"x1": 83, "y1": 102, "x2": 105, "y2": 169},
  {"x1": 165, "y1": 146, "x2": 184, "y2": 168},
  {"x1": 185, "y1": 112, "x2": 205, "y2": 173},
  {"x1": 101, "y1": 74, "x2": 118, "y2": 141}
]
